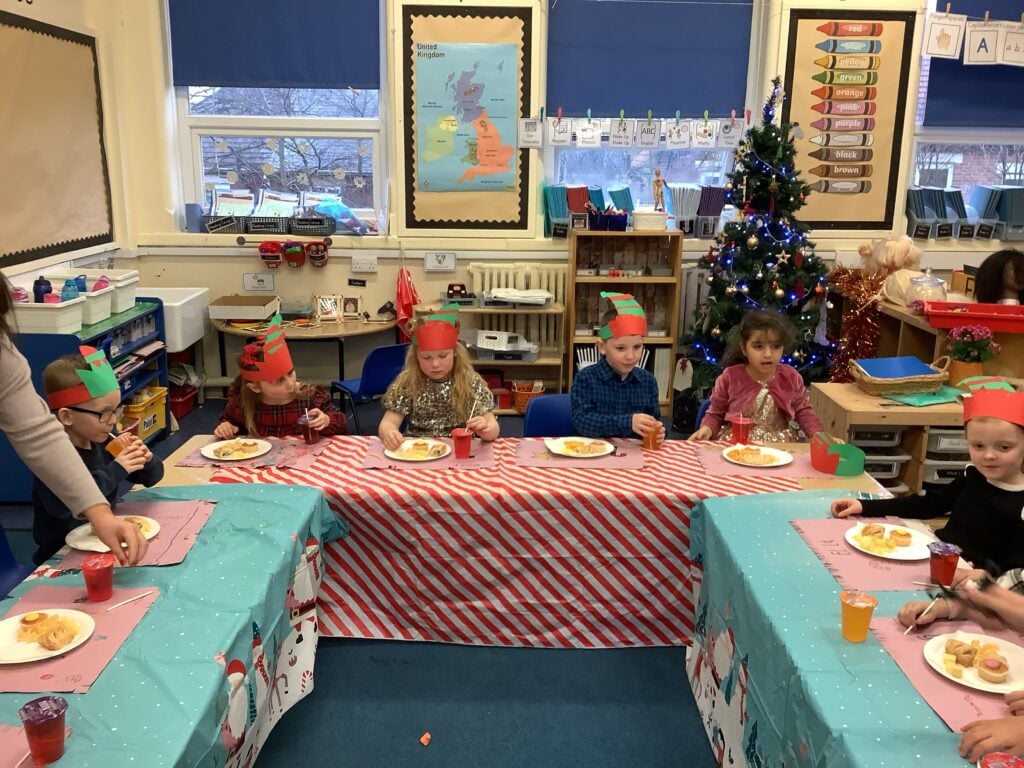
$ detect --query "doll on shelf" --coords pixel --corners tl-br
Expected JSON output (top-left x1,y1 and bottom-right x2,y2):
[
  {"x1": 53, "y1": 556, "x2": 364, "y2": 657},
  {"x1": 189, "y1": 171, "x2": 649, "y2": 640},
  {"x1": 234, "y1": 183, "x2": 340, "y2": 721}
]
[
  {"x1": 827, "y1": 235, "x2": 924, "y2": 384},
  {"x1": 974, "y1": 248, "x2": 1024, "y2": 304},
  {"x1": 652, "y1": 168, "x2": 666, "y2": 211}
]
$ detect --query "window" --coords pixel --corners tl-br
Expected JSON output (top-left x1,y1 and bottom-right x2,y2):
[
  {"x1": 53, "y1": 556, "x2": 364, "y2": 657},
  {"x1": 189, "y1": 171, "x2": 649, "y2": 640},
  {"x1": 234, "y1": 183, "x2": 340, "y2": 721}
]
[{"x1": 178, "y1": 86, "x2": 383, "y2": 219}]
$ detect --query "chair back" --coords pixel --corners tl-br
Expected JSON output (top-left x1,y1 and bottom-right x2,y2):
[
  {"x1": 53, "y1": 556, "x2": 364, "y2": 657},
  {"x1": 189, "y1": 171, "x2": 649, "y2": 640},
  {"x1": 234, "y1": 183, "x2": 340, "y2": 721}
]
[
  {"x1": 694, "y1": 398, "x2": 711, "y2": 432},
  {"x1": 361, "y1": 343, "x2": 411, "y2": 398},
  {"x1": 0, "y1": 523, "x2": 33, "y2": 598},
  {"x1": 523, "y1": 394, "x2": 575, "y2": 438}
]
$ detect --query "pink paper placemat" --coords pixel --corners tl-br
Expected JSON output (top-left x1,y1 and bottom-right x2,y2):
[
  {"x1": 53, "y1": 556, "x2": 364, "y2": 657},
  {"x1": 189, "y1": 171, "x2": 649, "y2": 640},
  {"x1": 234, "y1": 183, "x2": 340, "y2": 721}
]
[
  {"x1": 175, "y1": 437, "x2": 329, "y2": 469},
  {"x1": 513, "y1": 438, "x2": 646, "y2": 469},
  {"x1": 693, "y1": 442, "x2": 833, "y2": 478},
  {"x1": 57, "y1": 500, "x2": 215, "y2": 569},
  {"x1": 791, "y1": 517, "x2": 931, "y2": 591},
  {"x1": 873, "y1": 617, "x2": 1020, "y2": 730},
  {"x1": 362, "y1": 437, "x2": 497, "y2": 470},
  {"x1": 0, "y1": 724, "x2": 71, "y2": 768},
  {"x1": 0, "y1": 586, "x2": 159, "y2": 693}
]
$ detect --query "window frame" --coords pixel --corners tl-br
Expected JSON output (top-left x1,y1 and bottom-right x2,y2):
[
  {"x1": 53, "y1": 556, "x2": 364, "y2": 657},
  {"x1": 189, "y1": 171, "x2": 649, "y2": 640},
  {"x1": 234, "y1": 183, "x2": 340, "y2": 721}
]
[{"x1": 174, "y1": 89, "x2": 385, "y2": 222}]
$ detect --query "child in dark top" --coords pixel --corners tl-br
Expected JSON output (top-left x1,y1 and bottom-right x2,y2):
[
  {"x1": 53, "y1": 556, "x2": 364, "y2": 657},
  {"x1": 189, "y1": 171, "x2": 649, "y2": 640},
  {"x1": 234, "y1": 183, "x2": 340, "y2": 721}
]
[
  {"x1": 570, "y1": 292, "x2": 664, "y2": 441},
  {"x1": 214, "y1": 313, "x2": 346, "y2": 439},
  {"x1": 33, "y1": 347, "x2": 164, "y2": 564},
  {"x1": 832, "y1": 388, "x2": 1024, "y2": 572}
]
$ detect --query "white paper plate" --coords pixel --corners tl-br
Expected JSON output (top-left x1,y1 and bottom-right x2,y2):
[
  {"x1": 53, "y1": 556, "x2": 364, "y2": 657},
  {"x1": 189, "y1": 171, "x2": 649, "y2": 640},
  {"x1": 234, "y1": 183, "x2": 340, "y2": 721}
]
[
  {"x1": 66, "y1": 515, "x2": 161, "y2": 553},
  {"x1": 200, "y1": 438, "x2": 273, "y2": 461},
  {"x1": 0, "y1": 609, "x2": 95, "y2": 664},
  {"x1": 721, "y1": 444, "x2": 793, "y2": 468},
  {"x1": 924, "y1": 631, "x2": 1024, "y2": 695},
  {"x1": 384, "y1": 438, "x2": 451, "y2": 462},
  {"x1": 844, "y1": 522, "x2": 931, "y2": 561},
  {"x1": 544, "y1": 437, "x2": 615, "y2": 458}
]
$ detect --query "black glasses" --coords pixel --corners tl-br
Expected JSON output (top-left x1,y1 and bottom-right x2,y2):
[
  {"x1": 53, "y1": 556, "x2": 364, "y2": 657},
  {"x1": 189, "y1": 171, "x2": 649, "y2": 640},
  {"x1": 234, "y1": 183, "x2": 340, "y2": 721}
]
[{"x1": 65, "y1": 405, "x2": 124, "y2": 425}]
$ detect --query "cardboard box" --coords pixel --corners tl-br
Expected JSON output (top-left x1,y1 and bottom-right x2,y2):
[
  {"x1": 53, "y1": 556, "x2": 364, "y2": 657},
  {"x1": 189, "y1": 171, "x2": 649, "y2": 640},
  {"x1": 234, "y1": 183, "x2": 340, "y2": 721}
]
[{"x1": 208, "y1": 295, "x2": 281, "y2": 321}]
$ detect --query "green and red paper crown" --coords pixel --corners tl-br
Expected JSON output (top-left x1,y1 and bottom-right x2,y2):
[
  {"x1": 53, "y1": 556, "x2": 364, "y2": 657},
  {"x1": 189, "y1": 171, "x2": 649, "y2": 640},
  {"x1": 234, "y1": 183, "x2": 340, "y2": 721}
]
[
  {"x1": 46, "y1": 346, "x2": 120, "y2": 409},
  {"x1": 239, "y1": 313, "x2": 294, "y2": 382},
  {"x1": 413, "y1": 304, "x2": 461, "y2": 352},
  {"x1": 598, "y1": 292, "x2": 647, "y2": 340},
  {"x1": 963, "y1": 388, "x2": 1024, "y2": 427}
]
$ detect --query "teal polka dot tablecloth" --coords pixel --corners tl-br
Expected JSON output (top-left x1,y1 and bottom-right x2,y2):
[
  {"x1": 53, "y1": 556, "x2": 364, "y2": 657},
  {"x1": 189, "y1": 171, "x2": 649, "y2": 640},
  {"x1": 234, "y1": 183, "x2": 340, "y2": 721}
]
[
  {"x1": 685, "y1": 489, "x2": 966, "y2": 768},
  {"x1": 0, "y1": 483, "x2": 346, "y2": 767}
]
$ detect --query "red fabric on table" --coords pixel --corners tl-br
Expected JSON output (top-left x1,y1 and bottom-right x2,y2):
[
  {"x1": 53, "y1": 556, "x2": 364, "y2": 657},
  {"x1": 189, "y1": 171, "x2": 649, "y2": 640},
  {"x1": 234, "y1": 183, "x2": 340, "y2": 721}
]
[
  {"x1": 58, "y1": 500, "x2": 215, "y2": 569},
  {"x1": 211, "y1": 437, "x2": 799, "y2": 648},
  {"x1": 361, "y1": 437, "x2": 496, "y2": 470},
  {"x1": 0, "y1": 586, "x2": 158, "y2": 693}
]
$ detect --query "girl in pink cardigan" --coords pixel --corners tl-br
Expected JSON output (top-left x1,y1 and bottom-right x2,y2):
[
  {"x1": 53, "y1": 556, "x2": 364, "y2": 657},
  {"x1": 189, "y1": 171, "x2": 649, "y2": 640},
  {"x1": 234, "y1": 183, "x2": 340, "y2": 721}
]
[{"x1": 688, "y1": 311, "x2": 824, "y2": 443}]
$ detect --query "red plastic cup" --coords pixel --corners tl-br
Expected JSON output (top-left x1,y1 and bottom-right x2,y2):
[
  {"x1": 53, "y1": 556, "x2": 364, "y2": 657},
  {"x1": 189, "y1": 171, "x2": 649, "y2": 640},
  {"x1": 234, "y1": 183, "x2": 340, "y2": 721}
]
[
  {"x1": 928, "y1": 541, "x2": 962, "y2": 587},
  {"x1": 296, "y1": 414, "x2": 320, "y2": 445},
  {"x1": 18, "y1": 696, "x2": 68, "y2": 766},
  {"x1": 727, "y1": 413, "x2": 754, "y2": 443},
  {"x1": 82, "y1": 553, "x2": 116, "y2": 602},
  {"x1": 451, "y1": 428, "x2": 473, "y2": 459}
]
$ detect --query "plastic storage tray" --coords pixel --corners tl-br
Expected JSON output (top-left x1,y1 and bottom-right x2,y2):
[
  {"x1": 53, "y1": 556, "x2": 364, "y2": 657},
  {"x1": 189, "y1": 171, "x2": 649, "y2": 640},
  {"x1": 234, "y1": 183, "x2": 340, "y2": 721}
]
[
  {"x1": 849, "y1": 426, "x2": 906, "y2": 448},
  {"x1": 862, "y1": 447, "x2": 912, "y2": 480},
  {"x1": 927, "y1": 428, "x2": 968, "y2": 455},
  {"x1": 124, "y1": 386, "x2": 168, "y2": 442},
  {"x1": 922, "y1": 454, "x2": 970, "y2": 484},
  {"x1": 47, "y1": 269, "x2": 140, "y2": 314},
  {"x1": 474, "y1": 329, "x2": 525, "y2": 351},
  {"x1": 923, "y1": 301, "x2": 1024, "y2": 334},
  {"x1": 79, "y1": 284, "x2": 115, "y2": 325},
  {"x1": 11, "y1": 297, "x2": 85, "y2": 334}
]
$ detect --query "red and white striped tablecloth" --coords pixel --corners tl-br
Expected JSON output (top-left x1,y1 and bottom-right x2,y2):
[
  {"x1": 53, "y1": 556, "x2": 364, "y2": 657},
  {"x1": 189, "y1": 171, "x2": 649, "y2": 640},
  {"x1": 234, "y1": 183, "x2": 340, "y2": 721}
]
[{"x1": 212, "y1": 437, "x2": 799, "y2": 648}]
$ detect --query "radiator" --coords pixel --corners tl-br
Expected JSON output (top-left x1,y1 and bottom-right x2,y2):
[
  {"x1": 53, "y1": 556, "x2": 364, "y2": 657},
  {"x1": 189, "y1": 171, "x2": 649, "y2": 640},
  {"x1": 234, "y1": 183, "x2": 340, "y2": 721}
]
[{"x1": 467, "y1": 262, "x2": 567, "y2": 351}]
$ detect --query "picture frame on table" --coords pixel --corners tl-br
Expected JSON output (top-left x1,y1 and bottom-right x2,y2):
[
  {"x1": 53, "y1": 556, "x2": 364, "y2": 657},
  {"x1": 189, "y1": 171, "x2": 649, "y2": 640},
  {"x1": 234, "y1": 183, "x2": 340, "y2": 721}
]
[
  {"x1": 314, "y1": 294, "x2": 344, "y2": 322},
  {"x1": 570, "y1": 212, "x2": 589, "y2": 231},
  {"x1": 342, "y1": 296, "x2": 363, "y2": 319}
]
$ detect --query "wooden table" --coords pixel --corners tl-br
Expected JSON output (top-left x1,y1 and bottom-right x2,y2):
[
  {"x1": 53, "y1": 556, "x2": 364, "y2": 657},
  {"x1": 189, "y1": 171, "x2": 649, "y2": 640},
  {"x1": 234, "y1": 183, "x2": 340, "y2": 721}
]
[
  {"x1": 164, "y1": 435, "x2": 884, "y2": 648},
  {"x1": 212, "y1": 317, "x2": 397, "y2": 382},
  {"x1": 810, "y1": 382, "x2": 964, "y2": 496}
]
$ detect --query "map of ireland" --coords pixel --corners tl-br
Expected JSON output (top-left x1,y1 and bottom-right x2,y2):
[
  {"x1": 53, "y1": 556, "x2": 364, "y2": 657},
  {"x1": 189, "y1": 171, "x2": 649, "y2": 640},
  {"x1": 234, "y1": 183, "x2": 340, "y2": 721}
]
[{"x1": 415, "y1": 43, "x2": 517, "y2": 192}]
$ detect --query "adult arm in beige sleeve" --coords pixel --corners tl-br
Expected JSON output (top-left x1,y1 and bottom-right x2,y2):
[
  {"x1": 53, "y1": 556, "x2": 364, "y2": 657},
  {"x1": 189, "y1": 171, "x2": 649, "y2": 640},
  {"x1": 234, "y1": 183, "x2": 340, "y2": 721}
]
[{"x1": 0, "y1": 335, "x2": 106, "y2": 515}]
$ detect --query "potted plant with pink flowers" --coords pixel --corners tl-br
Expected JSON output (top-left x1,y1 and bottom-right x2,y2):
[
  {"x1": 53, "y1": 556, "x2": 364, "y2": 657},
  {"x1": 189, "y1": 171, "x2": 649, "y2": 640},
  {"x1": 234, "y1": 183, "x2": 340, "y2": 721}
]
[{"x1": 946, "y1": 325, "x2": 1001, "y2": 387}]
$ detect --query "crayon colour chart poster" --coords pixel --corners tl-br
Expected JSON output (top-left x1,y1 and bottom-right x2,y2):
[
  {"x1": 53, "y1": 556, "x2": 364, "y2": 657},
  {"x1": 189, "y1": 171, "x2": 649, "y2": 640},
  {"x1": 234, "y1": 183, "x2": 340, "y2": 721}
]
[{"x1": 782, "y1": 10, "x2": 916, "y2": 229}]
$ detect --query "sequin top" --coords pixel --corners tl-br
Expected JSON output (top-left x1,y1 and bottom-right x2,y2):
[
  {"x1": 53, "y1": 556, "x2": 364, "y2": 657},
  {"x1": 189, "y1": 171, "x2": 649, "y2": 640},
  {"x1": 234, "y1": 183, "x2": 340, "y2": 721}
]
[
  {"x1": 715, "y1": 382, "x2": 801, "y2": 443},
  {"x1": 382, "y1": 375, "x2": 495, "y2": 437}
]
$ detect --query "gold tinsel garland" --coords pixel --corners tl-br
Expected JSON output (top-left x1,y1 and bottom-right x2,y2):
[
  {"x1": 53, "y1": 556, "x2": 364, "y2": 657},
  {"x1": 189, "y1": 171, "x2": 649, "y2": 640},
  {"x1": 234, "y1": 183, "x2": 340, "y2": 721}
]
[{"x1": 828, "y1": 266, "x2": 886, "y2": 383}]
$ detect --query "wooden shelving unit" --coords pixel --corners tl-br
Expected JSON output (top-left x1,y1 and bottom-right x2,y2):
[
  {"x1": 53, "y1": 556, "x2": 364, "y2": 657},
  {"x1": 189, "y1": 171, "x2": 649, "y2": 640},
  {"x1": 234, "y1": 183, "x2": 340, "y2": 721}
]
[{"x1": 566, "y1": 230, "x2": 683, "y2": 414}]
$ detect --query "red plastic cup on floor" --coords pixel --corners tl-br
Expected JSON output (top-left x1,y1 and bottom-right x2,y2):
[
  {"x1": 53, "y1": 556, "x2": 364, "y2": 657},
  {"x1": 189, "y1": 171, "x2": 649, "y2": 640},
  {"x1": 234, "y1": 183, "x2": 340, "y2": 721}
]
[
  {"x1": 18, "y1": 696, "x2": 68, "y2": 766},
  {"x1": 82, "y1": 553, "x2": 116, "y2": 602},
  {"x1": 296, "y1": 414, "x2": 320, "y2": 445},
  {"x1": 727, "y1": 413, "x2": 753, "y2": 443},
  {"x1": 451, "y1": 428, "x2": 473, "y2": 459},
  {"x1": 928, "y1": 541, "x2": 962, "y2": 587}
]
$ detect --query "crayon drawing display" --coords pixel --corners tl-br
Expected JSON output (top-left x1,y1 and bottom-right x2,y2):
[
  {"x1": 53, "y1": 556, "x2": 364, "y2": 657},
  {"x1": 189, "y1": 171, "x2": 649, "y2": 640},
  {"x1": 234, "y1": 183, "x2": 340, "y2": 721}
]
[{"x1": 783, "y1": 11, "x2": 916, "y2": 229}]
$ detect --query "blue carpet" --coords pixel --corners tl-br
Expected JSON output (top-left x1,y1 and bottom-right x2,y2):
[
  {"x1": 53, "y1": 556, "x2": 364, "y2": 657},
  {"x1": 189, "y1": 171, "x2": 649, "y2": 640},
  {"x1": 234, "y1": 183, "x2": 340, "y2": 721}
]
[{"x1": 257, "y1": 640, "x2": 713, "y2": 768}]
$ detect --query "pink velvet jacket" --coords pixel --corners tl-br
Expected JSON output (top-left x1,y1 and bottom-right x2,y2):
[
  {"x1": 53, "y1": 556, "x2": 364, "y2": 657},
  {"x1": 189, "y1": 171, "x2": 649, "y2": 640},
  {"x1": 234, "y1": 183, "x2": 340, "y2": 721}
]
[{"x1": 700, "y1": 364, "x2": 824, "y2": 439}]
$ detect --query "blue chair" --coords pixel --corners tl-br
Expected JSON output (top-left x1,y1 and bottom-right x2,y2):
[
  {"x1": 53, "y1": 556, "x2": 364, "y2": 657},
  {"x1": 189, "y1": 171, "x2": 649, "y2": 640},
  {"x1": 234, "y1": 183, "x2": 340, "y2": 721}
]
[
  {"x1": 0, "y1": 523, "x2": 34, "y2": 598},
  {"x1": 522, "y1": 394, "x2": 575, "y2": 438},
  {"x1": 694, "y1": 398, "x2": 711, "y2": 433},
  {"x1": 331, "y1": 342, "x2": 410, "y2": 435}
]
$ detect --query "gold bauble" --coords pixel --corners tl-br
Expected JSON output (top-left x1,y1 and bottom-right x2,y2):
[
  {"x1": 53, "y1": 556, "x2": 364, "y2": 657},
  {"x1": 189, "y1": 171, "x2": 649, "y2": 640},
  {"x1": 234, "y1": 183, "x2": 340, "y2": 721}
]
[
  {"x1": 746, "y1": 235, "x2": 759, "y2": 248},
  {"x1": 711, "y1": 326, "x2": 721, "y2": 337},
  {"x1": 775, "y1": 288, "x2": 785, "y2": 298}
]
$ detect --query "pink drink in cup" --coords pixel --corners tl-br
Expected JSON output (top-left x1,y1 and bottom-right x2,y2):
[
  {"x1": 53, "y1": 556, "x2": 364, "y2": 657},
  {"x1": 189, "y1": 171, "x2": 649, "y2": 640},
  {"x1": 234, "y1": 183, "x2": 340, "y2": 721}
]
[
  {"x1": 727, "y1": 413, "x2": 753, "y2": 443},
  {"x1": 296, "y1": 413, "x2": 320, "y2": 445},
  {"x1": 82, "y1": 553, "x2": 116, "y2": 602},
  {"x1": 451, "y1": 428, "x2": 473, "y2": 459},
  {"x1": 928, "y1": 542, "x2": 962, "y2": 587},
  {"x1": 18, "y1": 696, "x2": 68, "y2": 766}
]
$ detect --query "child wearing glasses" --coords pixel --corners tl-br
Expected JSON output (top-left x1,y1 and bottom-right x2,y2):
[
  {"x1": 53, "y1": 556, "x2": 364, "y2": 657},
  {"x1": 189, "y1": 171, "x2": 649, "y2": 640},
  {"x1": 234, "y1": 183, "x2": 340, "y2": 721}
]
[{"x1": 32, "y1": 346, "x2": 164, "y2": 563}]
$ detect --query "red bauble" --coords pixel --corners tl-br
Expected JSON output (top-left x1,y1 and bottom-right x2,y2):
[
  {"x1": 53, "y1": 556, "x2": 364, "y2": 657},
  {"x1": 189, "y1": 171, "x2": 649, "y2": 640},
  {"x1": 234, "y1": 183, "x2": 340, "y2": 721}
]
[{"x1": 794, "y1": 250, "x2": 804, "y2": 269}]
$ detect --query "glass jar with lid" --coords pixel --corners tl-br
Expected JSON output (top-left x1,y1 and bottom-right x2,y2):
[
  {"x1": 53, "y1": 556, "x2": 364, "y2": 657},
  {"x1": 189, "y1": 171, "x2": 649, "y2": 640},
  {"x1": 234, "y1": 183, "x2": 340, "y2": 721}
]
[{"x1": 904, "y1": 270, "x2": 946, "y2": 312}]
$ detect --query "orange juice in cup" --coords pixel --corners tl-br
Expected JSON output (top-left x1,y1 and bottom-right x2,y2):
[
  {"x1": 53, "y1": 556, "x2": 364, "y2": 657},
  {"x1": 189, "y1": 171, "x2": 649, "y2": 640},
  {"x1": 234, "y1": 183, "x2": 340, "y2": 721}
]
[
  {"x1": 840, "y1": 590, "x2": 878, "y2": 643},
  {"x1": 643, "y1": 428, "x2": 660, "y2": 451}
]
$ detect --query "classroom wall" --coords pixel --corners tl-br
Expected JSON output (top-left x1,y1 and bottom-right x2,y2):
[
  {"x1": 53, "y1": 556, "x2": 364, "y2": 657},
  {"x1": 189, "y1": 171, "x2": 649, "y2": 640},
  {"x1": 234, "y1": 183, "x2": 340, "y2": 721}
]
[{"x1": 1, "y1": 0, "x2": 1016, "y2": 384}]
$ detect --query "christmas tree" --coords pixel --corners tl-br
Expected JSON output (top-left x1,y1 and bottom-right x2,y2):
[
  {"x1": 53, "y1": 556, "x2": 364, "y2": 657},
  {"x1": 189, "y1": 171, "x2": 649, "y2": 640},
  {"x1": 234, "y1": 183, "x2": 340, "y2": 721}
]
[{"x1": 684, "y1": 77, "x2": 833, "y2": 391}]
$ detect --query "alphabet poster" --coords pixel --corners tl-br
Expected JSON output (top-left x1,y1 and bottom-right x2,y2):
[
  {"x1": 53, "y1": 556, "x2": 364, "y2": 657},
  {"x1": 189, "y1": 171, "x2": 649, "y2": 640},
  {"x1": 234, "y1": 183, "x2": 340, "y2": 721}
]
[{"x1": 782, "y1": 10, "x2": 916, "y2": 229}]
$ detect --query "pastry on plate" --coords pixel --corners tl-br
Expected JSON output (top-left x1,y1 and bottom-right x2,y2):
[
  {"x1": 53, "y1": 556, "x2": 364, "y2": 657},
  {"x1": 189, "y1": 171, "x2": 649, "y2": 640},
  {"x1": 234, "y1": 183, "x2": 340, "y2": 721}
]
[
  {"x1": 860, "y1": 523, "x2": 885, "y2": 539},
  {"x1": 978, "y1": 655, "x2": 1010, "y2": 684},
  {"x1": 889, "y1": 529, "x2": 912, "y2": 547}
]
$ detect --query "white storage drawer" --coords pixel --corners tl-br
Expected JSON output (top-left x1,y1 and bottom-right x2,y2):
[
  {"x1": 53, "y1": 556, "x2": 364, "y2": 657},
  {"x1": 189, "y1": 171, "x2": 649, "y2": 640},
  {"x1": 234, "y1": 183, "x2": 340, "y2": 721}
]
[
  {"x1": 927, "y1": 428, "x2": 968, "y2": 455},
  {"x1": 849, "y1": 426, "x2": 906, "y2": 448},
  {"x1": 922, "y1": 455, "x2": 970, "y2": 485},
  {"x1": 862, "y1": 447, "x2": 912, "y2": 480}
]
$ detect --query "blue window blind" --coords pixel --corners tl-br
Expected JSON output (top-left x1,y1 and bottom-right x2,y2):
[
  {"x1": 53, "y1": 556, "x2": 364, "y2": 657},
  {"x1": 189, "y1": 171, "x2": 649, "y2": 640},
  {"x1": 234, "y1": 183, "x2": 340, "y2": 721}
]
[
  {"x1": 546, "y1": 0, "x2": 753, "y2": 118},
  {"x1": 924, "y1": 0, "x2": 1024, "y2": 127},
  {"x1": 168, "y1": 0, "x2": 380, "y2": 89}
]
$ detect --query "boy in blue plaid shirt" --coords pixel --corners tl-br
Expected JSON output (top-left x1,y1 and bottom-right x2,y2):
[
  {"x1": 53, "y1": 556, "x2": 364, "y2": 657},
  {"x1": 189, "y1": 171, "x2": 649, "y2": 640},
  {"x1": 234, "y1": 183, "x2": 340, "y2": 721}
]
[{"x1": 570, "y1": 292, "x2": 664, "y2": 442}]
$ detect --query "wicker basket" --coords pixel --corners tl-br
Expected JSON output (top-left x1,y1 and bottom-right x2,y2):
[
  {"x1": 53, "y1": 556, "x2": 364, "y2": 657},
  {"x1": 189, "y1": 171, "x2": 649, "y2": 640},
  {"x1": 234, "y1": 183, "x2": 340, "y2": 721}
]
[
  {"x1": 512, "y1": 382, "x2": 546, "y2": 414},
  {"x1": 849, "y1": 358, "x2": 949, "y2": 396},
  {"x1": 631, "y1": 210, "x2": 668, "y2": 231}
]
